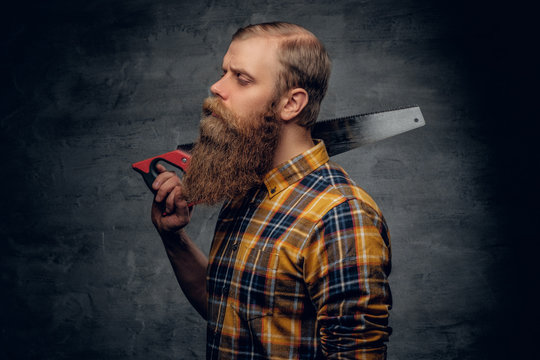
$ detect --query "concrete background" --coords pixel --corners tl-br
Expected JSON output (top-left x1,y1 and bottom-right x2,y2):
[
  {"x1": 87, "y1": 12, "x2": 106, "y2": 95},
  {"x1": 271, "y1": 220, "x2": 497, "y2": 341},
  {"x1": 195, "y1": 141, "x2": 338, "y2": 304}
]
[{"x1": 1, "y1": 0, "x2": 536, "y2": 359}]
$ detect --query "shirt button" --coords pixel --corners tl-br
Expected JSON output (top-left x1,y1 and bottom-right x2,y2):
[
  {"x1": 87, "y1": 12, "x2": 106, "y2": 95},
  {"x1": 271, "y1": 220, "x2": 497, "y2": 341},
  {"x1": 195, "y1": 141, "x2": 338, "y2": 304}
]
[
  {"x1": 222, "y1": 286, "x2": 229, "y2": 295},
  {"x1": 231, "y1": 243, "x2": 239, "y2": 251}
]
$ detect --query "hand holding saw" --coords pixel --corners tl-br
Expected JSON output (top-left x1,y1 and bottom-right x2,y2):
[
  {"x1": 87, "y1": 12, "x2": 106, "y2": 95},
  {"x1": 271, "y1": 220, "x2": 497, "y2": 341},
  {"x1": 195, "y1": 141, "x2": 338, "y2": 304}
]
[{"x1": 132, "y1": 106, "x2": 425, "y2": 192}]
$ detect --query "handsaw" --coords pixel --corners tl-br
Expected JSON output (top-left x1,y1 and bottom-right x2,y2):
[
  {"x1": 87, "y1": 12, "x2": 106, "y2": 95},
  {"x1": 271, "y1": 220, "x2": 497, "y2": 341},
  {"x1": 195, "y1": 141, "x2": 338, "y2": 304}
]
[{"x1": 132, "y1": 105, "x2": 425, "y2": 192}]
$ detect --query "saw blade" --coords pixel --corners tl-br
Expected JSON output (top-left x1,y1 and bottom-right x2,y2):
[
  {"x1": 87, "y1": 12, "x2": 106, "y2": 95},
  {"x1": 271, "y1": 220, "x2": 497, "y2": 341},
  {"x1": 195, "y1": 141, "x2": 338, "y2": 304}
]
[{"x1": 313, "y1": 105, "x2": 425, "y2": 157}]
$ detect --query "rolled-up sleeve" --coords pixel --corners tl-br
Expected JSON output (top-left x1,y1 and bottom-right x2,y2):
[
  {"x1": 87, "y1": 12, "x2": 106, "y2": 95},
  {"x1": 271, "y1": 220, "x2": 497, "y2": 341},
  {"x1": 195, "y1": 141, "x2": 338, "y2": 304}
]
[{"x1": 303, "y1": 198, "x2": 392, "y2": 359}]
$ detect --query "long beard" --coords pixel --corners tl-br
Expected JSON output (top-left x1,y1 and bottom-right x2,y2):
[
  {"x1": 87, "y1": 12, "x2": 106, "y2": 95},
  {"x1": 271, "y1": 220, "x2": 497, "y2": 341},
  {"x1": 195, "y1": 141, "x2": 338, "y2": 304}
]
[{"x1": 182, "y1": 97, "x2": 281, "y2": 205}]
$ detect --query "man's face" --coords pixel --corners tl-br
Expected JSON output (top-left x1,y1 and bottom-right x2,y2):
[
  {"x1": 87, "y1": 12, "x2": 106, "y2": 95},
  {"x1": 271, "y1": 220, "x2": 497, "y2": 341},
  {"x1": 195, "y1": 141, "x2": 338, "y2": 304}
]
[
  {"x1": 181, "y1": 37, "x2": 284, "y2": 205},
  {"x1": 210, "y1": 37, "x2": 282, "y2": 125}
]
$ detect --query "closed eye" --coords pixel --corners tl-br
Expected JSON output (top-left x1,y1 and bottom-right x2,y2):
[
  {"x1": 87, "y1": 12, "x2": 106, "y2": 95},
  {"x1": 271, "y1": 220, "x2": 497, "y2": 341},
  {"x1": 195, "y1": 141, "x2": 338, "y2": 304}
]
[{"x1": 236, "y1": 73, "x2": 251, "y2": 85}]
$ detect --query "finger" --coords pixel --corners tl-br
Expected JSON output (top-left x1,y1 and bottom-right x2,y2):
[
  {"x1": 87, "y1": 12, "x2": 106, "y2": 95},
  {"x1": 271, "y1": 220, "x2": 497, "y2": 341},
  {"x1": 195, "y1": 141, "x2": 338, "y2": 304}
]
[
  {"x1": 156, "y1": 163, "x2": 168, "y2": 173},
  {"x1": 155, "y1": 179, "x2": 173, "y2": 203},
  {"x1": 175, "y1": 187, "x2": 190, "y2": 214},
  {"x1": 154, "y1": 175, "x2": 182, "y2": 203},
  {"x1": 165, "y1": 187, "x2": 180, "y2": 214},
  {"x1": 152, "y1": 169, "x2": 177, "y2": 191}
]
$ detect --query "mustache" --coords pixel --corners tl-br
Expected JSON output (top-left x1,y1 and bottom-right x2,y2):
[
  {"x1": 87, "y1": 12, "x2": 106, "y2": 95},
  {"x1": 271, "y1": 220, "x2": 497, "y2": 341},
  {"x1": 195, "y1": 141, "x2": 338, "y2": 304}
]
[{"x1": 202, "y1": 97, "x2": 237, "y2": 128}]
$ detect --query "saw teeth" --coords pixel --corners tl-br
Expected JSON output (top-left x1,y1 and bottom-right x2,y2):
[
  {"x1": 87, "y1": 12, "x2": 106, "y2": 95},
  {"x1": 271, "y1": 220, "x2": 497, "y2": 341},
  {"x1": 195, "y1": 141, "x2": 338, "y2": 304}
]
[{"x1": 316, "y1": 105, "x2": 419, "y2": 126}]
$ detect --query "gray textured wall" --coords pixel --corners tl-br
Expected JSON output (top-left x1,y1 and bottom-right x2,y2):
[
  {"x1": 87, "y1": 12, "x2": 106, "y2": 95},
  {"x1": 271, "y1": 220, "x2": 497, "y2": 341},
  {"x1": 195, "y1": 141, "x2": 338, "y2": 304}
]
[{"x1": 2, "y1": 0, "x2": 535, "y2": 359}]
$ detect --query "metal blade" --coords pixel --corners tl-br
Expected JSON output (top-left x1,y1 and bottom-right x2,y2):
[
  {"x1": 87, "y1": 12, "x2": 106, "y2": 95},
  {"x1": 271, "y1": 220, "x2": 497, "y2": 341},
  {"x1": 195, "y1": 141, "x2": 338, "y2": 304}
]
[
  {"x1": 177, "y1": 106, "x2": 425, "y2": 157},
  {"x1": 312, "y1": 106, "x2": 425, "y2": 157}
]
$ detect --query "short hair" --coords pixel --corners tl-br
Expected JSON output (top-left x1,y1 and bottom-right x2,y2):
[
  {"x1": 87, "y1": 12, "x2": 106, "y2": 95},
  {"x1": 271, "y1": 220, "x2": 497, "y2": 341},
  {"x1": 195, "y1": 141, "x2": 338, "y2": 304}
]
[{"x1": 232, "y1": 22, "x2": 331, "y2": 128}]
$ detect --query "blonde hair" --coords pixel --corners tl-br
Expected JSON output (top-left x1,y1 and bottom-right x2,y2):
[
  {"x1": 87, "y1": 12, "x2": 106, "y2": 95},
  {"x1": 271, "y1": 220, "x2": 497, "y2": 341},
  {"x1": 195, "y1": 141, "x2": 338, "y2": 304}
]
[{"x1": 232, "y1": 22, "x2": 331, "y2": 128}]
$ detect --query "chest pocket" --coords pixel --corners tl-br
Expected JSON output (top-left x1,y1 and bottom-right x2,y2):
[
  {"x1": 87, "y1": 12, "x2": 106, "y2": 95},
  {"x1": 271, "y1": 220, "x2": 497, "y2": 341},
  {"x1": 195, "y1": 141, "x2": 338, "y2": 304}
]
[{"x1": 231, "y1": 241, "x2": 279, "y2": 321}]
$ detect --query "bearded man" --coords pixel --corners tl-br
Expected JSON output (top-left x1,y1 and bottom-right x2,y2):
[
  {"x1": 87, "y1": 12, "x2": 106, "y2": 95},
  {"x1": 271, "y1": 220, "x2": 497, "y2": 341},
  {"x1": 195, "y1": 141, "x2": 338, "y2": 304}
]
[{"x1": 151, "y1": 22, "x2": 392, "y2": 359}]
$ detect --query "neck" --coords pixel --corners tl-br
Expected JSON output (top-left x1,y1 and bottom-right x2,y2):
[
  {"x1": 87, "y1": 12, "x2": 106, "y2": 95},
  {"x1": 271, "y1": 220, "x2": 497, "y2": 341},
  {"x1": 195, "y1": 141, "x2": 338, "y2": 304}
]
[{"x1": 272, "y1": 122, "x2": 314, "y2": 168}]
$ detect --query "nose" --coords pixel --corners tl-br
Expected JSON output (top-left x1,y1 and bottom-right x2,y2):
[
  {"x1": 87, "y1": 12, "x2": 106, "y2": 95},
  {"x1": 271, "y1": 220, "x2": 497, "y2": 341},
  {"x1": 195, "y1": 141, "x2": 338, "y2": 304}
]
[{"x1": 210, "y1": 76, "x2": 226, "y2": 100}]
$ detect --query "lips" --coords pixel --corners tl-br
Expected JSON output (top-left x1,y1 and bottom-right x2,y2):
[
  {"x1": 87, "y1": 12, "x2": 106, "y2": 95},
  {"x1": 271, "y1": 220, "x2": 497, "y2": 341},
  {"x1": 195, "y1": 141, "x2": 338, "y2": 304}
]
[
  {"x1": 202, "y1": 105, "x2": 222, "y2": 121},
  {"x1": 202, "y1": 108, "x2": 213, "y2": 117},
  {"x1": 202, "y1": 97, "x2": 236, "y2": 127}
]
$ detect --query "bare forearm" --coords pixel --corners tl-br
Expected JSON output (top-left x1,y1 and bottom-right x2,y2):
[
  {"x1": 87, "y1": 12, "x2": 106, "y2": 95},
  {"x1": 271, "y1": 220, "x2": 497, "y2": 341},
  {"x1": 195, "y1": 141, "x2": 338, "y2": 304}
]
[
  {"x1": 150, "y1": 166, "x2": 208, "y2": 319},
  {"x1": 160, "y1": 229, "x2": 208, "y2": 319}
]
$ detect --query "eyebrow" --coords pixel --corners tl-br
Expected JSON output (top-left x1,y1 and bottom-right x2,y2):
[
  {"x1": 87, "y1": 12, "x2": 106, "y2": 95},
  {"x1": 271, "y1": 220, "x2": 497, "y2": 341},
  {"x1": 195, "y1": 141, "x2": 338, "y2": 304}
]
[{"x1": 224, "y1": 64, "x2": 255, "y2": 81}]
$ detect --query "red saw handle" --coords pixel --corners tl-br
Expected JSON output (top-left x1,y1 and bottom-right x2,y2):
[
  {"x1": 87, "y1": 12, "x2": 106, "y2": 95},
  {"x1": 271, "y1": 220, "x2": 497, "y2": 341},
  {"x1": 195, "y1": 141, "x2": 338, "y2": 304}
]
[{"x1": 131, "y1": 148, "x2": 191, "y2": 192}]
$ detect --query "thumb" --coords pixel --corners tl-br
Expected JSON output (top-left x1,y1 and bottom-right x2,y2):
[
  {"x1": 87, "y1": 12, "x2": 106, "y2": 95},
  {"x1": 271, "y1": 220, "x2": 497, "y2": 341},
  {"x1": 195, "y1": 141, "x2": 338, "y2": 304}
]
[{"x1": 155, "y1": 163, "x2": 168, "y2": 173}]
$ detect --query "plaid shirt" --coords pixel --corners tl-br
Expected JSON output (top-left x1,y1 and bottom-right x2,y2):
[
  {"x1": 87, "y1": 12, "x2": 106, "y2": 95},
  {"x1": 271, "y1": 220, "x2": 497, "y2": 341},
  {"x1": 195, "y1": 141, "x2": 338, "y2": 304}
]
[{"x1": 206, "y1": 140, "x2": 392, "y2": 359}]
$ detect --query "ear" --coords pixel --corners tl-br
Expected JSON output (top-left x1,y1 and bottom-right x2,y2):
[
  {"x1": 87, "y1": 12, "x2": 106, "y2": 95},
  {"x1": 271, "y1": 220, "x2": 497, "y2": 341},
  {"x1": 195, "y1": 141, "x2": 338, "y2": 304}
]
[{"x1": 279, "y1": 88, "x2": 309, "y2": 122}]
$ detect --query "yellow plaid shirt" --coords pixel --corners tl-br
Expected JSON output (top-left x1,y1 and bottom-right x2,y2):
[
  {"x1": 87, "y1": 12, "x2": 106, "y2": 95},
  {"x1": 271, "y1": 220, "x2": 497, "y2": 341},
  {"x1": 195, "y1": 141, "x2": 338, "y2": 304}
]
[{"x1": 206, "y1": 140, "x2": 392, "y2": 359}]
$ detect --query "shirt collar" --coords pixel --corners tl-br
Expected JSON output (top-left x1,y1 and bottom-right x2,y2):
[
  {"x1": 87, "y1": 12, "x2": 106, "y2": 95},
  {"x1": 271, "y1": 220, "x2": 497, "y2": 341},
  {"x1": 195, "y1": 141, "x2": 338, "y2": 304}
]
[{"x1": 263, "y1": 139, "x2": 329, "y2": 199}]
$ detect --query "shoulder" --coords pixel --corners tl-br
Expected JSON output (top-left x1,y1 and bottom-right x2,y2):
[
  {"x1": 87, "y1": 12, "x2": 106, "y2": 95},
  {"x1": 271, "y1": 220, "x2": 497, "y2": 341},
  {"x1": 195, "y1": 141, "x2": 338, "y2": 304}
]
[{"x1": 298, "y1": 160, "x2": 383, "y2": 222}]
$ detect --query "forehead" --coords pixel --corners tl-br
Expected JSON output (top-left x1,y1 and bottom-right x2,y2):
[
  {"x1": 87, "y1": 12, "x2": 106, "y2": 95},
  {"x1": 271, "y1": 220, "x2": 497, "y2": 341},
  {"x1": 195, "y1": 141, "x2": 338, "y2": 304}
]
[{"x1": 222, "y1": 37, "x2": 280, "y2": 79}]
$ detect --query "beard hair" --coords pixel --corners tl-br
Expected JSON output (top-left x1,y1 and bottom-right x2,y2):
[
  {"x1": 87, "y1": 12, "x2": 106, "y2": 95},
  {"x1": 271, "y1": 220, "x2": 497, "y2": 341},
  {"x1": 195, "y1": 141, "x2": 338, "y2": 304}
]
[{"x1": 182, "y1": 96, "x2": 281, "y2": 205}]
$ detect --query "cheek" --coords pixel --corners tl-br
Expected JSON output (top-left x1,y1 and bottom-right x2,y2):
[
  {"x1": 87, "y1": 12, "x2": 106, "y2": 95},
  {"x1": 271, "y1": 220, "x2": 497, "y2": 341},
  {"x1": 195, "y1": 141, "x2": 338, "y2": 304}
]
[{"x1": 235, "y1": 94, "x2": 273, "y2": 120}]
